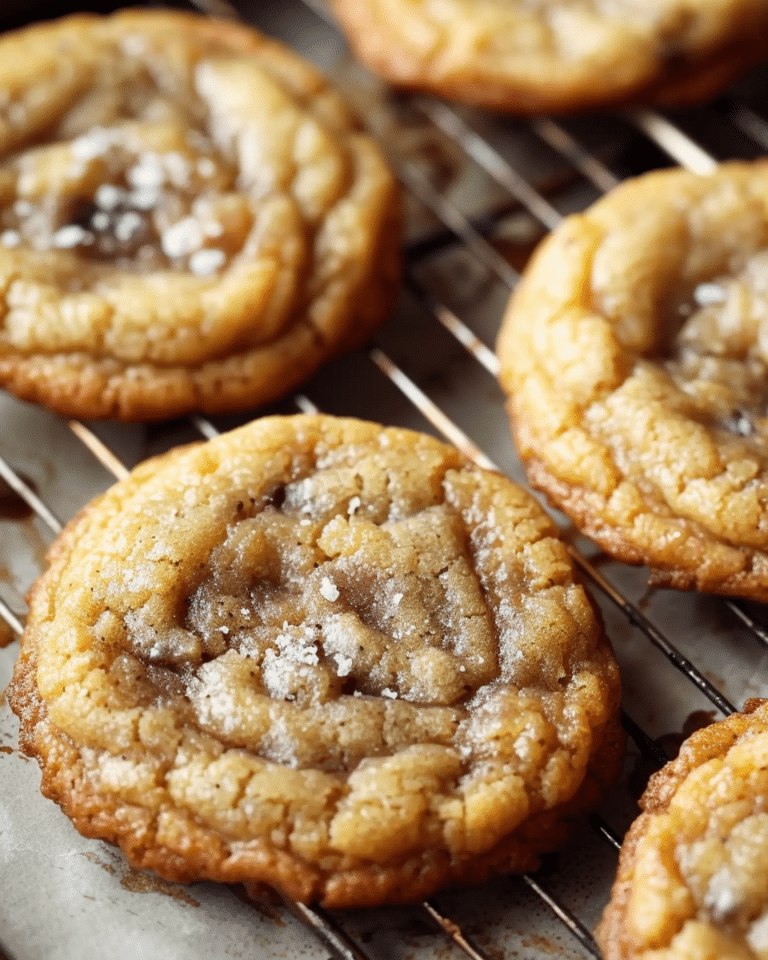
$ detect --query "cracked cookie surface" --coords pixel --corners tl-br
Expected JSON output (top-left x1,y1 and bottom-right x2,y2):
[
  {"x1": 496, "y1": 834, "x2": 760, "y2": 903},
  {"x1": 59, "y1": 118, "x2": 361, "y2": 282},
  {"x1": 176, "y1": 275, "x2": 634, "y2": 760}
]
[
  {"x1": 597, "y1": 699, "x2": 768, "y2": 960},
  {"x1": 0, "y1": 10, "x2": 400, "y2": 420},
  {"x1": 498, "y1": 161, "x2": 768, "y2": 602},
  {"x1": 8, "y1": 414, "x2": 622, "y2": 908},
  {"x1": 331, "y1": 0, "x2": 768, "y2": 114}
]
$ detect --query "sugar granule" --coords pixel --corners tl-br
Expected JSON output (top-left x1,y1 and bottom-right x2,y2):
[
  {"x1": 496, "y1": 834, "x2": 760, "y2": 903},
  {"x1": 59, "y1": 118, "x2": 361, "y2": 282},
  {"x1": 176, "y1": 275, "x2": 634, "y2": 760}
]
[{"x1": 320, "y1": 576, "x2": 340, "y2": 602}]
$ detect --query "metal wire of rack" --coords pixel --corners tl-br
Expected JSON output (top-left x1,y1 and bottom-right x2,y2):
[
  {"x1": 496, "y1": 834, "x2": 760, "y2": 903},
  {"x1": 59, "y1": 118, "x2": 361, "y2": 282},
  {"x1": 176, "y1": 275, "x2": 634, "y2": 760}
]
[{"x1": 4, "y1": 2, "x2": 768, "y2": 959}]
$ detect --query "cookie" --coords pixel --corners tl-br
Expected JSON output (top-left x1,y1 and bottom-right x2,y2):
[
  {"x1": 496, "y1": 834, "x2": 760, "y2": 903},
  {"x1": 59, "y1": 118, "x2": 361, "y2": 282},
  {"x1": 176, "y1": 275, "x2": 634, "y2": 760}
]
[
  {"x1": 0, "y1": 10, "x2": 400, "y2": 421},
  {"x1": 498, "y1": 160, "x2": 768, "y2": 602},
  {"x1": 331, "y1": 0, "x2": 768, "y2": 114},
  {"x1": 8, "y1": 414, "x2": 623, "y2": 908},
  {"x1": 597, "y1": 699, "x2": 768, "y2": 960}
]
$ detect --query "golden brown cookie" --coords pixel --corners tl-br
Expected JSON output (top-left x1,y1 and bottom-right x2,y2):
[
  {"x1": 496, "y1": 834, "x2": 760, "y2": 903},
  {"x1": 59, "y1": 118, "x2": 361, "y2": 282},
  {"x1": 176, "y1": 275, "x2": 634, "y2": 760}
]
[
  {"x1": 8, "y1": 414, "x2": 623, "y2": 908},
  {"x1": 331, "y1": 0, "x2": 768, "y2": 114},
  {"x1": 0, "y1": 10, "x2": 400, "y2": 421},
  {"x1": 597, "y1": 699, "x2": 768, "y2": 960},
  {"x1": 498, "y1": 160, "x2": 768, "y2": 602}
]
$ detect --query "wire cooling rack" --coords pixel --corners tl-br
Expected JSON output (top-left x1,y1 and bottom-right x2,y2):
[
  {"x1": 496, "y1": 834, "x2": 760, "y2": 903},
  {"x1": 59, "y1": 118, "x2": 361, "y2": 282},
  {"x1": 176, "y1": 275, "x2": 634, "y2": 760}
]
[{"x1": 3, "y1": 2, "x2": 768, "y2": 958}]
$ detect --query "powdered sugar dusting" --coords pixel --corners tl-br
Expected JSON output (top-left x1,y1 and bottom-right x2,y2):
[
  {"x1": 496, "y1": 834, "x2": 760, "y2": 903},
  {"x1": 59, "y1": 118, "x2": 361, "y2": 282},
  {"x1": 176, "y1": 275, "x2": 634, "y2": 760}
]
[
  {"x1": 320, "y1": 576, "x2": 339, "y2": 602},
  {"x1": 161, "y1": 217, "x2": 203, "y2": 258},
  {"x1": 748, "y1": 912, "x2": 768, "y2": 953},
  {"x1": 705, "y1": 866, "x2": 740, "y2": 920},
  {"x1": 259, "y1": 713, "x2": 299, "y2": 767},
  {"x1": 126, "y1": 155, "x2": 165, "y2": 191},
  {"x1": 124, "y1": 607, "x2": 200, "y2": 662},
  {"x1": 320, "y1": 613, "x2": 357, "y2": 664},
  {"x1": 189, "y1": 248, "x2": 225, "y2": 276},
  {"x1": 95, "y1": 183, "x2": 124, "y2": 210},
  {"x1": 70, "y1": 126, "x2": 117, "y2": 161},
  {"x1": 53, "y1": 224, "x2": 92, "y2": 249},
  {"x1": 262, "y1": 624, "x2": 320, "y2": 700},
  {"x1": 333, "y1": 654, "x2": 353, "y2": 678},
  {"x1": 187, "y1": 660, "x2": 239, "y2": 736},
  {"x1": 694, "y1": 281, "x2": 727, "y2": 307}
]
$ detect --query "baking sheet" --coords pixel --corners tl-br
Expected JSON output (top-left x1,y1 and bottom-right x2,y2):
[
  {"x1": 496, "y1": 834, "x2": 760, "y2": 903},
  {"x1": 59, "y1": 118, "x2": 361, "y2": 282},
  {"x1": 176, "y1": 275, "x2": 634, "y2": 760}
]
[{"x1": 4, "y1": 2, "x2": 768, "y2": 958}]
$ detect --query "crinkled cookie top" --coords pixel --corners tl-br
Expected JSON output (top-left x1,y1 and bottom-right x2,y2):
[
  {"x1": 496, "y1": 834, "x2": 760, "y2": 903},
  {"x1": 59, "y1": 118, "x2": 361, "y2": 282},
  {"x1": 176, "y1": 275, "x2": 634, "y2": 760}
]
[
  {"x1": 10, "y1": 414, "x2": 622, "y2": 908},
  {"x1": 0, "y1": 10, "x2": 399, "y2": 419},
  {"x1": 598, "y1": 699, "x2": 768, "y2": 960},
  {"x1": 498, "y1": 160, "x2": 768, "y2": 601}
]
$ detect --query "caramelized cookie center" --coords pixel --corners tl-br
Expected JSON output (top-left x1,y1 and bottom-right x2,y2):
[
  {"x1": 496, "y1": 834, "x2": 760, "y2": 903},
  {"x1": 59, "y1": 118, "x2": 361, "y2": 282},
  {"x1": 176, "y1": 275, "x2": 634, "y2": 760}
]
[
  {"x1": 0, "y1": 56, "x2": 248, "y2": 274},
  {"x1": 664, "y1": 251, "x2": 768, "y2": 442},
  {"x1": 183, "y1": 496, "x2": 499, "y2": 709},
  {"x1": 115, "y1": 455, "x2": 505, "y2": 772}
]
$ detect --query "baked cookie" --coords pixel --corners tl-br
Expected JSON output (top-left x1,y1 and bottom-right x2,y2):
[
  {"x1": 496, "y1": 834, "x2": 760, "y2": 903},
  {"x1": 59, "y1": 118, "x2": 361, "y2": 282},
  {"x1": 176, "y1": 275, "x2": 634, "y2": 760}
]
[
  {"x1": 597, "y1": 699, "x2": 768, "y2": 960},
  {"x1": 8, "y1": 414, "x2": 623, "y2": 908},
  {"x1": 498, "y1": 161, "x2": 768, "y2": 602},
  {"x1": 0, "y1": 10, "x2": 400, "y2": 421},
  {"x1": 331, "y1": 0, "x2": 768, "y2": 114}
]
